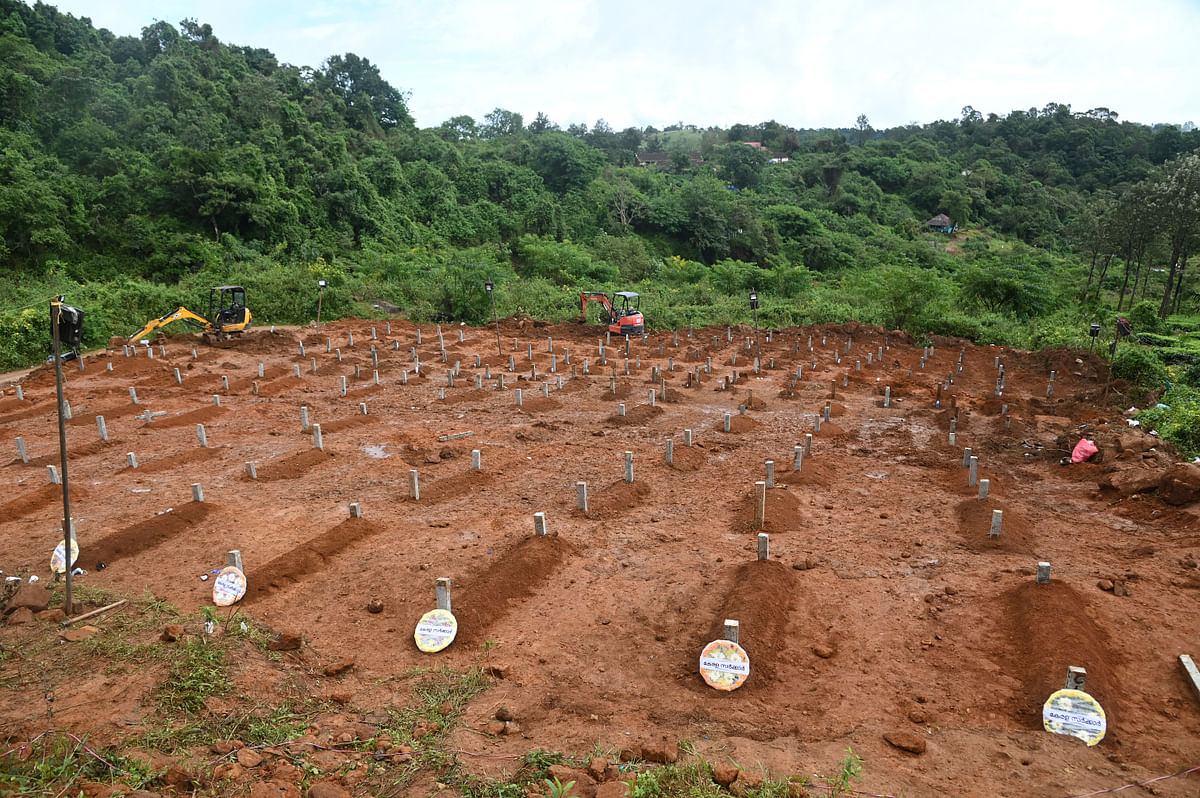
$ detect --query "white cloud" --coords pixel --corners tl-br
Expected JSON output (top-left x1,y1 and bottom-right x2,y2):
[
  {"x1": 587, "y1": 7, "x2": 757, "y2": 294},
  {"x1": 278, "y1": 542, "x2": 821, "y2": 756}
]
[{"x1": 45, "y1": 0, "x2": 1200, "y2": 129}]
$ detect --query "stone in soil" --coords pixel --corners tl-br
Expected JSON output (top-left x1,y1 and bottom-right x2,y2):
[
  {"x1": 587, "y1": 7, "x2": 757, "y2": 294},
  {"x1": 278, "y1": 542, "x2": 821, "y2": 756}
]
[
  {"x1": 6, "y1": 607, "x2": 33, "y2": 625},
  {"x1": 237, "y1": 748, "x2": 264, "y2": 767},
  {"x1": 268, "y1": 631, "x2": 302, "y2": 650},
  {"x1": 638, "y1": 737, "x2": 679, "y2": 763},
  {"x1": 884, "y1": 731, "x2": 928, "y2": 754},
  {"x1": 37, "y1": 608, "x2": 67, "y2": 622},
  {"x1": 323, "y1": 659, "x2": 354, "y2": 676},
  {"x1": 5, "y1": 582, "x2": 50, "y2": 612},
  {"x1": 712, "y1": 763, "x2": 739, "y2": 786},
  {"x1": 307, "y1": 782, "x2": 351, "y2": 798},
  {"x1": 160, "y1": 623, "x2": 184, "y2": 641},
  {"x1": 60, "y1": 624, "x2": 99, "y2": 642}
]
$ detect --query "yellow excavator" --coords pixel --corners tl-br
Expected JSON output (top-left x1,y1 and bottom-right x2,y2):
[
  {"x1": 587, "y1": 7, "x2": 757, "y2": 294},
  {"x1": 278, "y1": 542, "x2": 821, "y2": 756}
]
[{"x1": 127, "y1": 286, "x2": 252, "y2": 343}]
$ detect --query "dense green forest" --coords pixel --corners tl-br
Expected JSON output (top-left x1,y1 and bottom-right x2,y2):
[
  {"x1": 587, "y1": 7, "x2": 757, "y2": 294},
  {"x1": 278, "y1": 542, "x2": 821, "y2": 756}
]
[{"x1": 1, "y1": 0, "x2": 1199, "y2": 453}]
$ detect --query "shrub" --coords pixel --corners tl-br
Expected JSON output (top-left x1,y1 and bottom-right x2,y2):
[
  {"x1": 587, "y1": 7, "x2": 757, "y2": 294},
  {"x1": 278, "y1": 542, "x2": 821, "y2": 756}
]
[{"x1": 1111, "y1": 346, "x2": 1168, "y2": 391}]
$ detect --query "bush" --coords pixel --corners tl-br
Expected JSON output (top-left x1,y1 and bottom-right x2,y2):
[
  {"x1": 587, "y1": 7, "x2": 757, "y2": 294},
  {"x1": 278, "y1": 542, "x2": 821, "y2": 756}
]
[
  {"x1": 1111, "y1": 346, "x2": 1168, "y2": 391},
  {"x1": 1135, "y1": 385, "x2": 1200, "y2": 458},
  {"x1": 1126, "y1": 300, "x2": 1162, "y2": 334}
]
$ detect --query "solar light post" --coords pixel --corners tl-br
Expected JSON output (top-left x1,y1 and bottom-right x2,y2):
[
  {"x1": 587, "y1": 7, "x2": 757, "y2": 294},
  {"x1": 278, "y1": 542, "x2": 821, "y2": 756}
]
[
  {"x1": 1089, "y1": 322, "x2": 1101, "y2": 353},
  {"x1": 749, "y1": 290, "x2": 760, "y2": 363},
  {"x1": 486, "y1": 280, "x2": 501, "y2": 354},
  {"x1": 316, "y1": 278, "x2": 327, "y2": 329},
  {"x1": 50, "y1": 297, "x2": 83, "y2": 615}
]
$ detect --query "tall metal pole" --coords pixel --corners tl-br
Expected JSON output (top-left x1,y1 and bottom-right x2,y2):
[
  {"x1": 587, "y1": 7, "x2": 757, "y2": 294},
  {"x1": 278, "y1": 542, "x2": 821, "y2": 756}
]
[
  {"x1": 487, "y1": 282, "x2": 501, "y2": 355},
  {"x1": 50, "y1": 299, "x2": 75, "y2": 615},
  {"x1": 316, "y1": 283, "x2": 325, "y2": 329}
]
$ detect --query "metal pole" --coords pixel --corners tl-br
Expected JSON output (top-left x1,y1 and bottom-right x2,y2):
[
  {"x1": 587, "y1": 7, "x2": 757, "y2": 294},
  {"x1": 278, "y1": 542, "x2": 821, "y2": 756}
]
[
  {"x1": 51, "y1": 300, "x2": 75, "y2": 615},
  {"x1": 316, "y1": 285, "x2": 324, "y2": 328},
  {"x1": 490, "y1": 290, "x2": 501, "y2": 355}
]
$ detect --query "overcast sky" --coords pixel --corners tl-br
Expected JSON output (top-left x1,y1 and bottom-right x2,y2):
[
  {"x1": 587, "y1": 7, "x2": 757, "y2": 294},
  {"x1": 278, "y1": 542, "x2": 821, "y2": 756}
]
[{"x1": 45, "y1": 0, "x2": 1199, "y2": 132}]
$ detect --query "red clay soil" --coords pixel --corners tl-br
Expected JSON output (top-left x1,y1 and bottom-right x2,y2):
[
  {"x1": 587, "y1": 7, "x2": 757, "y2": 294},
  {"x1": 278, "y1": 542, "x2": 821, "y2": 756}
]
[{"x1": 2, "y1": 319, "x2": 1200, "y2": 797}]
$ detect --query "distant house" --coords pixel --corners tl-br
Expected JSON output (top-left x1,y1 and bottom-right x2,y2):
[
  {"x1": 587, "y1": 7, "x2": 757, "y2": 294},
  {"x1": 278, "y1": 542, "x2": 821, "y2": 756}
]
[
  {"x1": 738, "y1": 141, "x2": 789, "y2": 163},
  {"x1": 925, "y1": 213, "x2": 957, "y2": 233}
]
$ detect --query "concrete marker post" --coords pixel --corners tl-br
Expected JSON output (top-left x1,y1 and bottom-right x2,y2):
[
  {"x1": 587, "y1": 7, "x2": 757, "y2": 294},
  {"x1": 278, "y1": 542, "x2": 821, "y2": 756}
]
[
  {"x1": 576, "y1": 481, "x2": 588, "y2": 512},
  {"x1": 312, "y1": 423, "x2": 323, "y2": 450},
  {"x1": 758, "y1": 533, "x2": 769, "y2": 561},
  {"x1": 213, "y1": 394, "x2": 221, "y2": 407},
  {"x1": 723, "y1": 619, "x2": 740, "y2": 645},
  {"x1": 515, "y1": 388, "x2": 523, "y2": 406},
  {"x1": 196, "y1": 424, "x2": 208, "y2": 448},
  {"x1": 754, "y1": 481, "x2": 767, "y2": 530},
  {"x1": 340, "y1": 376, "x2": 347, "y2": 397},
  {"x1": 666, "y1": 438, "x2": 674, "y2": 464},
  {"x1": 129, "y1": 386, "x2": 139, "y2": 404},
  {"x1": 174, "y1": 368, "x2": 182, "y2": 385},
  {"x1": 15, "y1": 385, "x2": 23, "y2": 400},
  {"x1": 48, "y1": 464, "x2": 60, "y2": 484},
  {"x1": 765, "y1": 460, "x2": 775, "y2": 488},
  {"x1": 533, "y1": 512, "x2": 548, "y2": 536},
  {"x1": 1037, "y1": 562, "x2": 1051, "y2": 584},
  {"x1": 191, "y1": 483, "x2": 204, "y2": 502},
  {"x1": 624, "y1": 451, "x2": 634, "y2": 483},
  {"x1": 649, "y1": 389, "x2": 656, "y2": 407},
  {"x1": 1065, "y1": 666, "x2": 1086, "y2": 691},
  {"x1": 127, "y1": 452, "x2": 138, "y2": 468},
  {"x1": 989, "y1": 509, "x2": 1003, "y2": 538},
  {"x1": 246, "y1": 461, "x2": 257, "y2": 479},
  {"x1": 301, "y1": 406, "x2": 310, "y2": 431},
  {"x1": 97, "y1": 416, "x2": 108, "y2": 441},
  {"x1": 963, "y1": 447, "x2": 973, "y2": 468},
  {"x1": 724, "y1": 413, "x2": 731, "y2": 432},
  {"x1": 884, "y1": 386, "x2": 891, "y2": 407},
  {"x1": 978, "y1": 478, "x2": 990, "y2": 499},
  {"x1": 542, "y1": 382, "x2": 549, "y2": 398},
  {"x1": 311, "y1": 358, "x2": 317, "y2": 373},
  {"x1": 349, "y1": 503, "x2": 362, "y2": 518},
  {"x1": 359, "y1": 402, "x2": 368, "y2": 415},
  {"x1": 793, "y1": 445, "x2": 803, "y2": 472},
  {"x1": 805, "y1": 433, "x2": 812, "y2": 457},
  {"x1": 409, "y1": 469, "x2": 420, "y2": 500},
  {"x1": 685, "y1": 429, "x2": 693, "y2": 447},
  {"x1": 436, "y1": 577, "x2": 452, "y2": 611},
  {"x1": 969, "y1": 456, "x2": 979, "y2": 487},
  {"x1": 221, "y1": 375, "x2": 230, "y2": 391},
  {"x1": 471, "y1": 449, "x2": 481, "y2": 470}
]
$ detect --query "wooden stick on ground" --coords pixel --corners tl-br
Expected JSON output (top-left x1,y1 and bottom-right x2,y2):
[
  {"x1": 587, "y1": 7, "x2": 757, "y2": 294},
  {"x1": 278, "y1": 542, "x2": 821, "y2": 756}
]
[{"x1": 61, "y1": 599, "x2": 127, "y2": 627}]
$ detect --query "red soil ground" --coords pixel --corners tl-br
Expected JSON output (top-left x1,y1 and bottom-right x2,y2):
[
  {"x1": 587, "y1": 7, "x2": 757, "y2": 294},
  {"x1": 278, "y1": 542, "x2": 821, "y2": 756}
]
[{"x1": 2, "y1": 318, "x2": 1199, "y2": 796}]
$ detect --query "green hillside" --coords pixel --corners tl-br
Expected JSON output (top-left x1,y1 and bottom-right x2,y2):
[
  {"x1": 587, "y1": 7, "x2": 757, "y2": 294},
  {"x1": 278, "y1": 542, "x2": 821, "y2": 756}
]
[{"x1": 1, "y1": 0, "x2": 1197, "y2": 418}]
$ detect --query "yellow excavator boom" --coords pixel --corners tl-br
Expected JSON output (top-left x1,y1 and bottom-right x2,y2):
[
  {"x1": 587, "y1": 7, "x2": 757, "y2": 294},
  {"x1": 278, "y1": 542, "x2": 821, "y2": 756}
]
[{"x1": 126, "y1": 307, "x2": 213, "y2": 343}]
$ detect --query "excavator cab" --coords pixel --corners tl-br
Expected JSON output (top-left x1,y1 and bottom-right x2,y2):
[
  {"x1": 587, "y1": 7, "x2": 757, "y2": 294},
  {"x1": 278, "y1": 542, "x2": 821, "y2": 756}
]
[{"x1": 209, "y1": 286, "x2": 249, "y2": 331}]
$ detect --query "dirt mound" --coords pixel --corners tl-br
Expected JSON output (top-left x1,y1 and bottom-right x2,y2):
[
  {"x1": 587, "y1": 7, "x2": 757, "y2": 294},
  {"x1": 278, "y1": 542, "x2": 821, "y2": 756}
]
[
  {"x1": 996, "y1": 580, "x2": 1123, "y2": 733},
  {"x1": 246, "y1": 517, "x2": 383, "y2": 601},
  {"x1": 687, "y1": 560, "x2": 799, "y2": 687},
  {"x1": 587, "y1": 479, "x2": 652, "y2": 518},
  {"x1": 517, "y1": 397, "x2": 560, "y2": 414},
  {"x1": 0, "y1": 484, "x2": 85, "y2": 521},
  {"x1": 608, "y1": 404, "x2": 664, "y2": 425},
  {"x1": 253, "y1": 449, "x2": 332, "y2": 481},
  {"x1": 954, "y1": 497, "x2": 1036, "y2": 554},
  {"x1": 667, "y1": 445, "x2": 706, "y2": 471},
  {"x1": 731, "y1": 487, "x2": 807, "y2": 533},
  {"x1": 453, "y1": 534, "x2": 574, "y2": 646},
  {"x1": 320, "y1": 414, "x2": 375, "y2": 434},
  {"x1": 154, "y1": 405, "x2": 226, "y2": 428},
  {"x1": 126, "y1": 446, "x2": 218, "y2": 474},
  {"x1": 85, "y1": 502, "x2": 211, "y2": 568},
  {"x1": 718, "y1": 414, "x2": 760, "y2": 434},
  {"x1": 413, "y1": 469, "x2": 492, "y2": 503}
]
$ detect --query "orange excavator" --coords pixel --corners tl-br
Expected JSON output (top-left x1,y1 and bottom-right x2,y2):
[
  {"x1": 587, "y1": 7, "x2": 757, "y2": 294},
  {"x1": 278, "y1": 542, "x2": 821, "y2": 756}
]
[{"x1": 579, "y1": 291, "x2": 645, "y2": 335}]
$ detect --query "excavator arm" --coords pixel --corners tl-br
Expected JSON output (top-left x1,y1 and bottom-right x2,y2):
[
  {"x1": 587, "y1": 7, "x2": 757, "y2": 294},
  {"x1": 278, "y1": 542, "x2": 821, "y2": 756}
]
[
  {"x1": 579, "y1": 291, "x2": 615, "y2": 323},
  {"x1": 127, "y1": 307, "x2": 213, "y2": 343}
]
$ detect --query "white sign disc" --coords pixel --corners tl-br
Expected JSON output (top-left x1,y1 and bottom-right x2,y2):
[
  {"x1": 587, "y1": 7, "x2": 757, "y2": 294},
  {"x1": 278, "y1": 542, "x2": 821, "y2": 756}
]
[
  {"x1": 1042, "y1": 688, "x2": 1106, "y2": 746},
  {"x1": 414, "y1": 608, "x2": 458, "y2": 653},
  {"x1": 51, "y1": 538, "x2": 79, "y2": 574},
  {"x1": 699, "y1": 639, "x2": 750, "y2": 691},
  {"x1": 212, "y1": 566, "x2": 247, "y2": 606}
]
